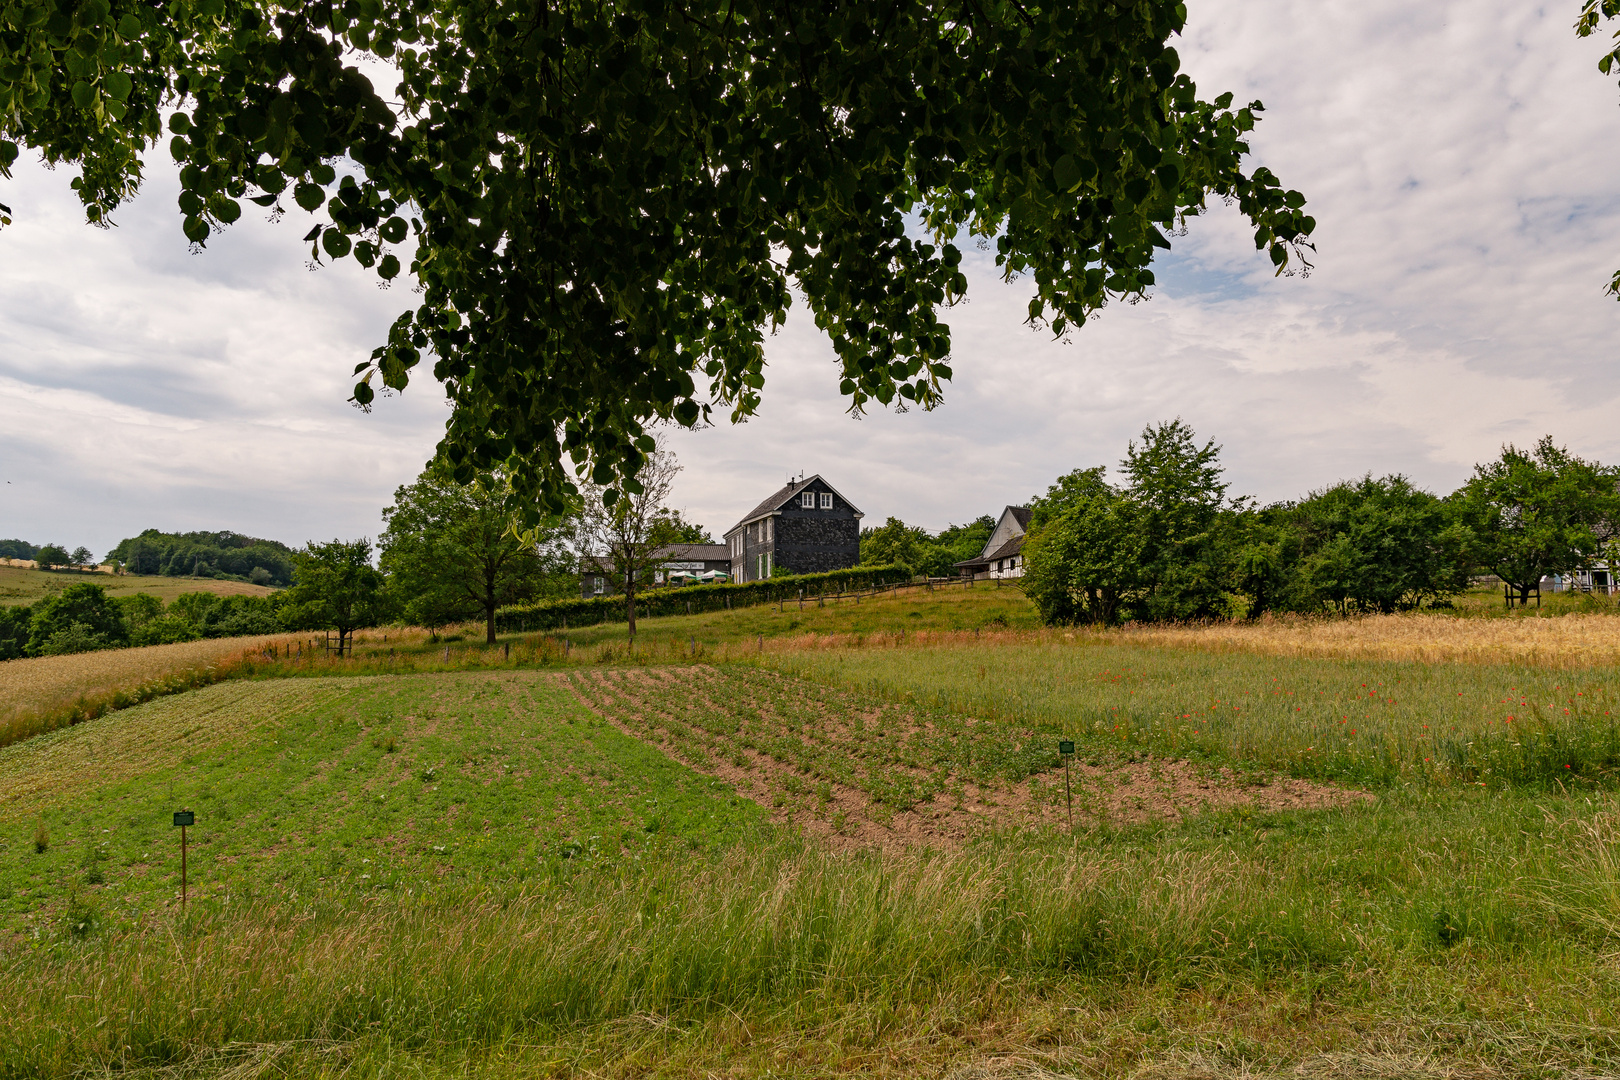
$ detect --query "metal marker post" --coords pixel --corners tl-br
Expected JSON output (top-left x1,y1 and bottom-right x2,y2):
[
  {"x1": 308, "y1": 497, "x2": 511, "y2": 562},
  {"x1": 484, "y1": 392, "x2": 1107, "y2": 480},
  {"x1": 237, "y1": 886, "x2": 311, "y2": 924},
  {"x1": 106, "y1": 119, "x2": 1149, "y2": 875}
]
[
  {"x1": 173, "y1": 810, "x2": 195, "y2": 909},
  {"x1": 1058, "y1": 742, "x2": 1075, "y2": 829}
]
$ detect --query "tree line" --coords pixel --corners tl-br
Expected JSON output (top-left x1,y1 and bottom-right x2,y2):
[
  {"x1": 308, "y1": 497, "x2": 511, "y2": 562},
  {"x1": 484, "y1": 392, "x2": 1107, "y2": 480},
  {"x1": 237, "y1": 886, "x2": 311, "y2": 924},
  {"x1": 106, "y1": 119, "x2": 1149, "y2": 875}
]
[
  {"x1": 2, "y1": 541, "x2": 99, "y2": 570},
  {"x1": 1, "y1": 447, "x2": 708, "y2": 659},
  {"x1": 107, "y1": 530, "x2": 295, "y2": 585},
  {"x1": 1017, "y1": 422, "x2": 1620, "y2": 626}
]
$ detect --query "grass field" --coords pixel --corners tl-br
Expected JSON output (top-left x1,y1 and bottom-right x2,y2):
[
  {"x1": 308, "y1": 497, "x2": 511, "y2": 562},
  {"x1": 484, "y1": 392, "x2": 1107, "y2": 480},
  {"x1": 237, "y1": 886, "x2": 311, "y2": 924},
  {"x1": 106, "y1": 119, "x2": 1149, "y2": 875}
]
[
  {"x1": 0, "y1": 564, "x2": 277, "y2": 607},
  {"x1": 5, "y1": 667, "x2": 1620, "y2": 1076},
  {"x1": 0, "y1": 673, "x2": 759, "y2": 941},
  {"x1": 0, "y1": 634, "x2": 302, "y2": 750},
  {"x1": 7, "y1": 587, "x2": 1620, "y2": 1076}
]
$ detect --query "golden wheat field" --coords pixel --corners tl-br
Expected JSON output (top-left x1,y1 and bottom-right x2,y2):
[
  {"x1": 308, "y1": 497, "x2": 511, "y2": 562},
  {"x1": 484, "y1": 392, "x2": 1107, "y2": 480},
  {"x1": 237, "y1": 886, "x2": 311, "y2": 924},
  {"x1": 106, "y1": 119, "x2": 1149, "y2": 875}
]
[
  {"x1": 728, "y1": 611, "x2": 1620, "y2": 669},
  {"x1": 1111, "y1": 611, "x2": 1620, "y2": 667},
  {"x1": 0, "y1": 634, "x2": 298, "y2": 731}
]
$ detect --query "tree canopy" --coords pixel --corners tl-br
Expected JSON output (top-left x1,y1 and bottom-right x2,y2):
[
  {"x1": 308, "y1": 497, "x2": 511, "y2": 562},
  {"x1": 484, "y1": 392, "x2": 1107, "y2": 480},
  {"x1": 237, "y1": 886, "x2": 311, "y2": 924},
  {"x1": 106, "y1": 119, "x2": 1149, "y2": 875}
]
[
  {"x1": 1578, "y1": 0, "x2": 1620, "y2": 299},
  {"x1": 281, "y1": 538, "x2": 390, "y2": 651},
  {"x1": 1452, "y1": 437, "x2": 1620, "y2": 604},
  {"x1": 0, "y1": 0, "x2": 1313, "y2": 511},
  {"x1": 380, "y1": 466, "x2": 574, "y2": 642}
]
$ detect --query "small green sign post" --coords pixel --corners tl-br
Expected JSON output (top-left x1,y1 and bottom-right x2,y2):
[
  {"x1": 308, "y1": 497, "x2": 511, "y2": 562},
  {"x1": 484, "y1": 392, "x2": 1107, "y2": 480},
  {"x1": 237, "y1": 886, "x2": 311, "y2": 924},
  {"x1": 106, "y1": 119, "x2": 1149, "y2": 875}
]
[
  {"x1": 173, "y1": 810, "x2": 194, "y2": 909},
  {"x1": 1058, "y1": 741, "x2": 1075, "y2": 829}
]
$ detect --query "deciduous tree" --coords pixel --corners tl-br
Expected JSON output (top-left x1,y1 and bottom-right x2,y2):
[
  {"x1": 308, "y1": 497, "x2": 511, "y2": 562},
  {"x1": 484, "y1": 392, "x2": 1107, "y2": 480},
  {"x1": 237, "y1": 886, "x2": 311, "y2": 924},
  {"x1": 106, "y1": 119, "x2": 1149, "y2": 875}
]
[
  {"x1": 573, "y1": 444, "x2": 683, "y2": 640},
  {"x1": 281, "y1": 539, "x2": 391, "y2": 653},
  {"x1": 0, "y1": 0, "x2": 1314, "y2": 511},
  {"x1": 33, "y1": 544, "x2": 69, "y2": 571},
  {"x1": 1453, "y1": 437, "x2": 1620, "y2": 605},
  {"x1": 1291, "y1": 475, "x2": 1472, "y2": 613},
  {"x1": 380, "y1": 466, "x2": 574, "y2": 643}
]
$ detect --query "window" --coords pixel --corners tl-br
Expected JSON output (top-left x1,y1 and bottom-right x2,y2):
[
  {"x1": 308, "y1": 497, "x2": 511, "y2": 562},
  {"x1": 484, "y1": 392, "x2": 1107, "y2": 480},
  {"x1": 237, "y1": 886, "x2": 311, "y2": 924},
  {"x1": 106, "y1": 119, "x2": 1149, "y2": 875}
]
[
  {"x1": 757, "y1": 552, "x2": 771, "y2": 579},
  {"x1": 765, "y1": 518, "x2": 773, "y2": 543},
  {"x1": 820, "y1": 492, "x2": 833, "y2": 510},
  {"x1": 592, "y1": 576, "x2": 604, "y2": 595},
  {"x1": 801, "y1": 491, "x2": 815, "y2": 508}
]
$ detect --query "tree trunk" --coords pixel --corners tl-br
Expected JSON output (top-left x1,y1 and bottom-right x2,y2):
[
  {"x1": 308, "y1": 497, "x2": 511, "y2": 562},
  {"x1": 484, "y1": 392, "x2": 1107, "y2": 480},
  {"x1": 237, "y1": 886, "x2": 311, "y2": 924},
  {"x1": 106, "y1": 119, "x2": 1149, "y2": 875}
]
[
  {"x1": 625, "y1": 575, "x2": 637, "y2": 640},
  {"x1": 486, "y1": 601, "x2": 497, "y2": 645}
]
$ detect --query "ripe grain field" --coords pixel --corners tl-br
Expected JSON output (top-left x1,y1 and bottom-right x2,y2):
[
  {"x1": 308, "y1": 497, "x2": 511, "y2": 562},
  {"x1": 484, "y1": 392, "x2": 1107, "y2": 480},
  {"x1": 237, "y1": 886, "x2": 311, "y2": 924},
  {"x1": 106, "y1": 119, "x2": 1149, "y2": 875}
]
[{"x1": 0, "y1": 634, "x2": 302, "y2": 749}]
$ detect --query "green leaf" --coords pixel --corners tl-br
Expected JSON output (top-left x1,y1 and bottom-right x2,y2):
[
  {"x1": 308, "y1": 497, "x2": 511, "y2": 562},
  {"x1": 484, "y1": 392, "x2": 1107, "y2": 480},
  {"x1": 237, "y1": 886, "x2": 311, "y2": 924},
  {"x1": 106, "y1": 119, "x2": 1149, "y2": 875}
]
[
  {"x1": 116, "y1": 13, "x2": 143, "y2": 38},
  {"x1": 293, "y1": 183, "x2": 325, "y2": 211},
  {"x1": 182, "y1": 216, "x2": 209, "y2": 244},
  {"x1": 104, "y1": 71, "x2": 131, "y2": 101},
  {"x1": 378, "y1": 254, "x2": 401, "y2": 280},
  {"x1": 70, "y1": 81, "x2": 95, "y2": 111},
  {"x1": 380, "y1": 216, "x2": 407, "y2": 243},
  {"x1": 322, "y1": 228, "x2": 353, "y2": 259},
  {"x1": 1053, "y1": 154, "x2": 1082, "y2": 192}
]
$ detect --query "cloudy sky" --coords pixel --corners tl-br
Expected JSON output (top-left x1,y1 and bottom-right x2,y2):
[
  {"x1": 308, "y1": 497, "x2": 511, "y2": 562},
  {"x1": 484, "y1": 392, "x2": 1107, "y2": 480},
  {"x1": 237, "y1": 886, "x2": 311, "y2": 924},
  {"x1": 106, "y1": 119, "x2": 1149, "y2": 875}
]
[{"x1": 3, "y1": 0, "x2": 1618, "y2": 557}]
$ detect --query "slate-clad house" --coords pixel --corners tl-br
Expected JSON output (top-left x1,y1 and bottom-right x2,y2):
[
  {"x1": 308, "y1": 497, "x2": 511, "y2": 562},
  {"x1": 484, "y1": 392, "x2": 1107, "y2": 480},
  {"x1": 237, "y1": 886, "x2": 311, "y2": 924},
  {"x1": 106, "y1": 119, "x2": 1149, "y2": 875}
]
[
  {"x1": 954, "y1": 505, "x2": 1032, "y2": 579},
  {"x1": 725, "y1": 476, "x2": 863, "y2": 582}
]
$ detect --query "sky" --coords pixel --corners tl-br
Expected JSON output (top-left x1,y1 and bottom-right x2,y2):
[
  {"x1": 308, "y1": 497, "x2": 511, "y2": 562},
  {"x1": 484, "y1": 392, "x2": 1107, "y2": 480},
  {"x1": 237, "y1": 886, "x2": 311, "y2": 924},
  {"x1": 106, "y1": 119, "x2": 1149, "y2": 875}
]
[{"x1": 3, "y1": 0, "x2": 1619, "y2": 557}]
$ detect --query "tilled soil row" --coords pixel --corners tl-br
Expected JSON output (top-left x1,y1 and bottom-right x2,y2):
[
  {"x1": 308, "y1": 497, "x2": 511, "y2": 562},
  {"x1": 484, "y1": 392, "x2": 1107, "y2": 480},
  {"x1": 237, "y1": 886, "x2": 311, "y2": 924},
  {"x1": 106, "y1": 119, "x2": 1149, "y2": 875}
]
[{"x1": 563, "y1": 667, "x2": 1372, "y2": 849}]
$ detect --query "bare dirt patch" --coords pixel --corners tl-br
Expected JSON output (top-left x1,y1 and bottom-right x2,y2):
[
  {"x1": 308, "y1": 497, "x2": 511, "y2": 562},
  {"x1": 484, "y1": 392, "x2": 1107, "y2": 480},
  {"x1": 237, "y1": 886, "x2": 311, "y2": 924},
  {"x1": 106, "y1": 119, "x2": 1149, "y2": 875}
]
[{"x1": 564, "y1": 667, "x2": 1369, "y2": 850}]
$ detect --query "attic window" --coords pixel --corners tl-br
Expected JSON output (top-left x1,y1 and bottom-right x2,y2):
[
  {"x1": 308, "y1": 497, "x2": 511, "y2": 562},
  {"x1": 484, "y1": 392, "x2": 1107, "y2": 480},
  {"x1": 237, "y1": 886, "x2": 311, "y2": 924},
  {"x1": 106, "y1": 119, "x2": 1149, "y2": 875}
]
[
  {"x1": 820, "y1": 492, "x2": 833, "y2": 509},
  {"x1": 801, "y1": 491, "x2": 815, "y2": 508}
]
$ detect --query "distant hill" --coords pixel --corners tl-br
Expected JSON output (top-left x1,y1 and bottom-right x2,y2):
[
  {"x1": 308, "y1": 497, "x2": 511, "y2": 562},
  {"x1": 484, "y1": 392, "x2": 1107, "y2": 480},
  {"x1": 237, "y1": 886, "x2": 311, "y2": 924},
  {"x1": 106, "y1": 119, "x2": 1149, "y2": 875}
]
[
  {"x1": 0, "y1": 540, "x2": 36, "y2": 561},
  {"x1": 107, "y1": 529, "x2": 295, "y2": 586}
]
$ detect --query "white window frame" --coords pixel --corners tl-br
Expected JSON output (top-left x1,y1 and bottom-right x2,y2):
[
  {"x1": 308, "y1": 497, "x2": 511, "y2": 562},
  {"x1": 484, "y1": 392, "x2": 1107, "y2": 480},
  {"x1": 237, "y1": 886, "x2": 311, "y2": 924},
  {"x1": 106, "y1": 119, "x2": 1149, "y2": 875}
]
[
  {"x1": 757, "y1": 552, "x2": 771, "y2": 579},
  {"x1": 593, "y1": 576, "x2": 604, "y2": 594},
  {"x1": 801, "y1": 491, "x2": 815, "y2": 508},
  {"x1": 820, "y1": 492, "x2": 833, "y2": 510},
  {"x1": 765, "y1": 518, "x2": 773, "y2": 542}
]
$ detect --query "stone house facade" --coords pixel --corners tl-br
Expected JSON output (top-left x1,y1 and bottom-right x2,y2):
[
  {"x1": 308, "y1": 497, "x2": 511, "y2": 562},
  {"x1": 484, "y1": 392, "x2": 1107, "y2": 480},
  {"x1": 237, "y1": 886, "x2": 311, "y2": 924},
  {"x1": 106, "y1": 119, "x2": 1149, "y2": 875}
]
[{"x1": 724, "y1": 476, "x2": 863, "y2": 582}]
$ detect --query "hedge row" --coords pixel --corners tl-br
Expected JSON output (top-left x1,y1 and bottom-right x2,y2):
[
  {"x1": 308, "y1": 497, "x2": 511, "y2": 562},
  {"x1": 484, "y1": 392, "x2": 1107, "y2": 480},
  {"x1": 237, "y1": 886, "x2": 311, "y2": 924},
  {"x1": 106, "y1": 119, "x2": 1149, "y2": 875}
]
[{"x1": 495, "y1": 564, "x2": 912, "y2": 633}]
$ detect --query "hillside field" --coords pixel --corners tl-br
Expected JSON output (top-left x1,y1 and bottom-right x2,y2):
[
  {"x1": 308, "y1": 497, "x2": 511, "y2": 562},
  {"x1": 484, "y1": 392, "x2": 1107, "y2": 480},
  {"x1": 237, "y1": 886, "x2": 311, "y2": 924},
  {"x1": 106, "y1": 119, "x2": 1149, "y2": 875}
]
[
  {"x1": 0, "y1": 564, "x2": 277, "y2": 607},
  {"x1": 5, "y1": 590, "x2": 1620, "y2": 1076}
]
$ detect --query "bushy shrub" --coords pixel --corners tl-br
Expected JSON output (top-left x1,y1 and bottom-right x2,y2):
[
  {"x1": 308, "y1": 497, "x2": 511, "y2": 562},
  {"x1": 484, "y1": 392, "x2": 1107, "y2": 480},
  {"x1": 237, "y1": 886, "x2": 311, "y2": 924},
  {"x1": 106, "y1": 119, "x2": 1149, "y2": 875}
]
[
  {"x1": 496, "y1": 564, "x2": 909, "y2": 632},
  {"x1": 0, "y1": 605, "x2": 30, "y2": 661},
  {"x1": 39, "y1": 621, "x2": 111, "y2": 656},
  {"x1": 131, "y1": 614, "x2": 203, "y2": 646},
  {"x1": 26, "y1": 583, "x2": 128, "y2": 655}
]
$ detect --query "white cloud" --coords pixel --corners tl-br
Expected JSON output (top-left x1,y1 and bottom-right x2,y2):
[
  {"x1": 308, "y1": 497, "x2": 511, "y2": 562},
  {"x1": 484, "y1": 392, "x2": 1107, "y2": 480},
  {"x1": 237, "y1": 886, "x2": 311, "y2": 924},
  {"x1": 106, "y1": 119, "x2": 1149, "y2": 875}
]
[{"x1": 3, "y1": 0, "x2": 1619, "y2": 550}]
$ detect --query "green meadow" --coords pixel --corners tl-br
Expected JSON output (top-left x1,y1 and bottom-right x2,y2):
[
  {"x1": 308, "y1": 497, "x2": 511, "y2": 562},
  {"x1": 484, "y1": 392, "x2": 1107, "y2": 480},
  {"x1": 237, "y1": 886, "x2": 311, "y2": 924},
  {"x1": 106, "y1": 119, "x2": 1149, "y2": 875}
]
[
  {"x1": 0, "y1": 564, "x2": 279, "y2": 608},
  {"x1": 5, "y1": 591, "x2": 1620, "y2": 1077}
]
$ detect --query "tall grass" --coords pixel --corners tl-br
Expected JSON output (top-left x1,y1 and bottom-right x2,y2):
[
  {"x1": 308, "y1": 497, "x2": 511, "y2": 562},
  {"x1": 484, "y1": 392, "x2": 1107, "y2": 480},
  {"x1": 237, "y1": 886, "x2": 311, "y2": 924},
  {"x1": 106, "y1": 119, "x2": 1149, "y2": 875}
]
[
  {"x1": 7, "y1": 793, "x2": 1620, "y2": 1079},
  {"x1": 0, "y1": 635, "x2": 302, "y2": 750},
  {"x1": 766, "y1": 638, "x2": 1620, "y2": 788}
]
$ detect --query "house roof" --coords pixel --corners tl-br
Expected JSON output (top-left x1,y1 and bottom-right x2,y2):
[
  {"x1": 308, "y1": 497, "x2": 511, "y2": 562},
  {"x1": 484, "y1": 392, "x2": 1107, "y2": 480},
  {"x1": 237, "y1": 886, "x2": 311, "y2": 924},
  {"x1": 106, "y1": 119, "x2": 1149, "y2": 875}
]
[
  {"x1": 1006, "y1": 505, "x2": 1033, "y2": 531},
  {"x1": 727, "y1": 475, "x2": 863, "y2": 533},
  {"x1": 983, "y1": 534, "x2": 1026, "y2": 561},
  {"x1": 953, "y1": 535, "x2": 1026, "y2": 570},
  {"x1": 655, "y1": 543, "x2": 730, "y2": 562},
  {"x1": 580, "y1": 543, "x2": 731, "y2": 573}
]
